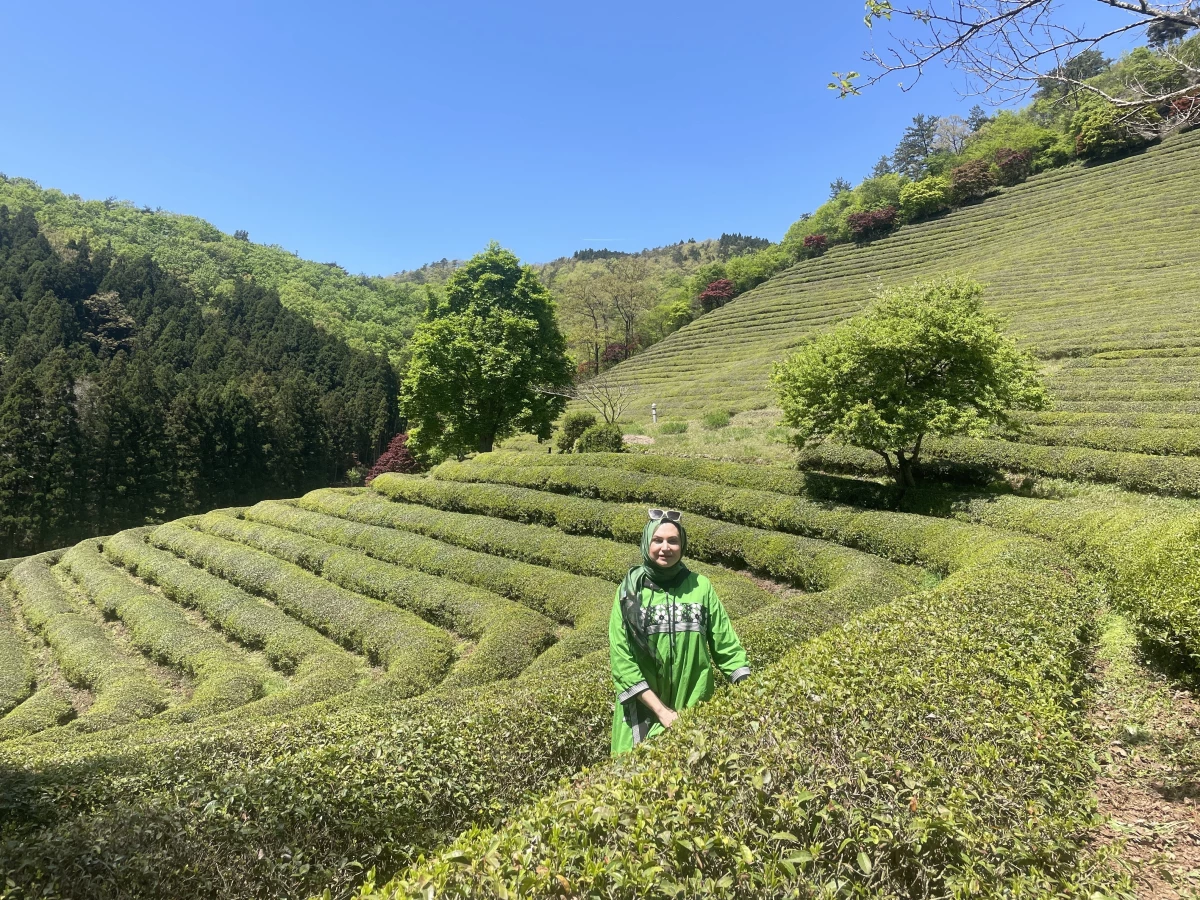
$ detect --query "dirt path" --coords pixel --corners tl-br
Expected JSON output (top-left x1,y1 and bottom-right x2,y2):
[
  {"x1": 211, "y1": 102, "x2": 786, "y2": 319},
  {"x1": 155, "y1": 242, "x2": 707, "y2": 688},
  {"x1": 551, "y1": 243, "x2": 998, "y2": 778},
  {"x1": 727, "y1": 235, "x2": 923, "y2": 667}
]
[{"x1": 1091, "y1": 614, "x2": 1200, "y2": 898}]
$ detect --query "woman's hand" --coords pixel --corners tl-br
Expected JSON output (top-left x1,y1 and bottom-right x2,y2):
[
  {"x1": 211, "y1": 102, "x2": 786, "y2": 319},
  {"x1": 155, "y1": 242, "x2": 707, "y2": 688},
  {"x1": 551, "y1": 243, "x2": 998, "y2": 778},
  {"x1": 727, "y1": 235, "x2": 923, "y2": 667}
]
[{"x1": 636, "y1": 689, "x2": 678, "y2": 729}]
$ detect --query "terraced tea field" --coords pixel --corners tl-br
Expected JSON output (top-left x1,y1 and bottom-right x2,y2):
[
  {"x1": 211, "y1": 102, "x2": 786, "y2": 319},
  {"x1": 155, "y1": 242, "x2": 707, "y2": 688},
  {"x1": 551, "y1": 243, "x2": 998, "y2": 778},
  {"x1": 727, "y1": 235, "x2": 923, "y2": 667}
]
[
  {"x1": 3, "y1": 132, "x2": 1200, "y2": 899},
  {"x1": 609, "y1": 129, "x2": 1200, "y2": 496},
  {"x1": 2, "y1": 442, "x2": 1197, "y2": 898}
]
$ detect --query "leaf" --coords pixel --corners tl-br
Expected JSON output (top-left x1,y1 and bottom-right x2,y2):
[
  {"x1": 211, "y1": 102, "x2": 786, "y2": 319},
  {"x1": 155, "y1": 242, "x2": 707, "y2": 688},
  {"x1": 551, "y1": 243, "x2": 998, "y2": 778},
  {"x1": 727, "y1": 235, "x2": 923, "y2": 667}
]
[{"x1": 857, "y1": 851, "x2": 873, "y2": 876}]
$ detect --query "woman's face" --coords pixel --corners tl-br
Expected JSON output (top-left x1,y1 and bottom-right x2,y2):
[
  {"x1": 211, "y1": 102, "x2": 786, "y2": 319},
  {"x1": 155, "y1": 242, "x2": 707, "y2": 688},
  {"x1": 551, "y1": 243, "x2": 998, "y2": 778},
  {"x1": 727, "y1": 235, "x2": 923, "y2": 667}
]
[{"x1": 649, "y1": 522, "x2": 682, "y2": 568}]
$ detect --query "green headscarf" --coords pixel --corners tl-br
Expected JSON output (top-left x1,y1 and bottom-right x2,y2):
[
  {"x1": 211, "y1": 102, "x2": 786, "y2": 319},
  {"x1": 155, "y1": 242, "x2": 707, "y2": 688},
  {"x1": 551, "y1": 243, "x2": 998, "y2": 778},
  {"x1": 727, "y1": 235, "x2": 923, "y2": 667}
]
[{"x1": 618, "y1": 518, "x2": 689, "y2": 661}]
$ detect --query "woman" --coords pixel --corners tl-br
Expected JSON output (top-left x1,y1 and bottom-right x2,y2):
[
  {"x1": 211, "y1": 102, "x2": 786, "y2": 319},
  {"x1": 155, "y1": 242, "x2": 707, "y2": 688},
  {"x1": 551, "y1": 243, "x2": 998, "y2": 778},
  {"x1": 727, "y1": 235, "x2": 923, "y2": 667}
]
[{"x1": 609, "y1": 509, "x2": 751, "y2": 755}]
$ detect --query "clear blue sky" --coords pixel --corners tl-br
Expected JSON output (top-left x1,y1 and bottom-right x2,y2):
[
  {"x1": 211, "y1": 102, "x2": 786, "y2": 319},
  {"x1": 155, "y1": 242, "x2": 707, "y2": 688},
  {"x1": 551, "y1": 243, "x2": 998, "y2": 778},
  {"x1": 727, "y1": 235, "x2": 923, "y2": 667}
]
[{"x1": 0, "y1": 1, "x2": 1118, "y2": 275}]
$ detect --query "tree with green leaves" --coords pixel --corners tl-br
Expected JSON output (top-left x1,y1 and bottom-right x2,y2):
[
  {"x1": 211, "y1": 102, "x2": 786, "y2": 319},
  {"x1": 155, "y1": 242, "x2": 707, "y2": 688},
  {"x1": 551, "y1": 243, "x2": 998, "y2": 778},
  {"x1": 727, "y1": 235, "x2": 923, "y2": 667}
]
[
  {"x1": 402, "y1": 243, "x2": 573, "y2": 459},
  {"x1": 891, "y1": 113, "x2": 941, "y2": 178},
  {"x1": 771, "y1": 275, "x2": 1047, "y2": 488}
]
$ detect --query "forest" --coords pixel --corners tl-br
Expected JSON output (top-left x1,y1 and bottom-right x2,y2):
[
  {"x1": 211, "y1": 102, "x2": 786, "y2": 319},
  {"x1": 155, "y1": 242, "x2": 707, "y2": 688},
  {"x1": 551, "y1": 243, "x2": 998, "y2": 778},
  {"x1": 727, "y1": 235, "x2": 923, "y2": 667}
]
[{"x1": 0, "y1": 206, "x2": 400, "y2": 557}]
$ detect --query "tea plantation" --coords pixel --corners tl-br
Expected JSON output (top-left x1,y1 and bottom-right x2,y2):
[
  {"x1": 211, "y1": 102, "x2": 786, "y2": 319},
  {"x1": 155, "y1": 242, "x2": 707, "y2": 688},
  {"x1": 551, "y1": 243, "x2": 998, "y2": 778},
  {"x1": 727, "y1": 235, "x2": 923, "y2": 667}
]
[
  {"x1": 610, "y1": 129, "x2": 1200, "y2": 496},
  {"x1": 2, "y1": 132, "x2": 1200, "y2": 899}
]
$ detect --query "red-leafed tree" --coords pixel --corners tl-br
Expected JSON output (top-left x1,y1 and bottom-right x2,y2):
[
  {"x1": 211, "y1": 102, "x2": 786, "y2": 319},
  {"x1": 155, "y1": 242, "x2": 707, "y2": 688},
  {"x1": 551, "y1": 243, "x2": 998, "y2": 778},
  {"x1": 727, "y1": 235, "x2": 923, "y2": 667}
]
[
  {"x1": 846, "y1": 206, "x2": 898, "y2": 241},
  {"x1": 698, "y1": 278, "x2": 736, "y2": 312},
  {"x1": 994, "y1": 148, "x2": 1032, "y2": 186},
  {"x1": 802, "y1": 234, "x2": 829, "y2": 258},
  {"x1": 366, "y1": 433, "x2": 420, "y2": 482}
]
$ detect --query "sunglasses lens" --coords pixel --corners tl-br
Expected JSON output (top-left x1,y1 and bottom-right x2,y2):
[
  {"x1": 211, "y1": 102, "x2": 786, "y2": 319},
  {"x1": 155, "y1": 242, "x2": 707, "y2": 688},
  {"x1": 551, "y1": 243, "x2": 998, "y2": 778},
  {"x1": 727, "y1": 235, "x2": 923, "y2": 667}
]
[
  {"x1": 666, "y1": 510, "x2": 681, "y2": 522},
  {"x1": 648, "y1": 508, "x2": 664, "y2": 520}
]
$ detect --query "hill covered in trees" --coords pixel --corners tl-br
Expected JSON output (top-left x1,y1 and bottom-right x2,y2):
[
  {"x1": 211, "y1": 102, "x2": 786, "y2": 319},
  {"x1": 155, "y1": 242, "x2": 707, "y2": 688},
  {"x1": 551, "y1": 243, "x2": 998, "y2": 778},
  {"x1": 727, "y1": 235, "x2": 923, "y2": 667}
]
[
  {"x1": 0, "y1": 178, "x2": 426, "y2": 367},
  {"x1": 0, "y1": 207, "x2": 399, "y2": 557}
]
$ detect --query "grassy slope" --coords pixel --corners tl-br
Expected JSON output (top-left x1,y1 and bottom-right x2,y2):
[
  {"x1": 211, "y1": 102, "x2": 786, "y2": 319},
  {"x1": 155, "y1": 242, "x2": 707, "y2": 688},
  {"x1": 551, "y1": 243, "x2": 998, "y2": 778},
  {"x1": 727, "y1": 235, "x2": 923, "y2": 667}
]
[
  {"x1": 0, "y1": 178, "x2": 424, "y2": 366},
  {"x1": 604, "y1": 130, "x2": 1200, "y2": 423}
]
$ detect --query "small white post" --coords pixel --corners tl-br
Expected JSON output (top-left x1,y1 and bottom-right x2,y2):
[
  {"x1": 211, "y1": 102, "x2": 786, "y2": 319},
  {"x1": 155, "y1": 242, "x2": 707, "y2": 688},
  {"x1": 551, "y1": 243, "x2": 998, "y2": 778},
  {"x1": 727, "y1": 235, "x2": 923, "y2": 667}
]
[{"x1": 651, "y1": 403, "x2": 657, "y2": 425}]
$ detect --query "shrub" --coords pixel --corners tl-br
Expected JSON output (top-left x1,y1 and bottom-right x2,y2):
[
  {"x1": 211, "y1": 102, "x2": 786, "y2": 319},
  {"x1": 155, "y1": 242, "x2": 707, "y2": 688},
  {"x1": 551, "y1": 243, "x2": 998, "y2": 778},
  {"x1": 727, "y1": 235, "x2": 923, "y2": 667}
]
[
  {"x1": 801, "y1": 233, "x2": 827, "y2": 258},
  {"x1": 361, "y1": 535, "x2": 1112, "y2": 900},
  {"x1": 995, "y1": 147, "x2": 1033, "y2": 185},
  {"x1": 0, "y1": 655, "x2": 612, "y2": 900},
  {"x1": 845, "y1": 205, "x2": 898, "y2": 241},
  {"x1": 949, "y1": 158, "x2": 996, "y2": 203},
  {"x1": 9, "y1": 554, "x2": 169, "y2": 732},
  {"x1": 192, "y1": 511, "x2": 559, "y2": 688},
  {"x1": 657, "y1": 419, "x2": 688, "y2": 434},
  {"x1": 575, "y1": 422, "x2": 624, "y2": 453},
  {"x1": 0, "y1": 591, "x2": 34, "y2": 717},
  {"x1": 60, "y1": 541, "x2": 274, "y2": 718},
  {"x1": 555, "y1": 411, "x2": 597, "y2": 453},
  {"x1": 149, "y1": 521, "x2": 454, "y2": 694},
  {"x1": 296, "y1": 489, "x2": 776, "y2": 618},
  {"x1": 698, "y1": 278, "x2": 736, "y2": 312},
  {"x1": 1071, "y1": 95, "x2": 1146, "y2": 159},
  {"x1": 103, "y1": 529, "x2": 362, "y2": 695},
  {"x1": 0, "y1": 683, "x2": 75, "y2": 741},
  {"x1": 372, "y1": 469, "x2": 926, "y2": 595},
  {"x1": 898, "y1": 175, "x2": 949, "y2": 222},
  {"x1": 366, "y1": 433, "x2": 419, "y2": 482},
  {"x1": 701, "y1": 410, "x2": 731, "y2": 430}
]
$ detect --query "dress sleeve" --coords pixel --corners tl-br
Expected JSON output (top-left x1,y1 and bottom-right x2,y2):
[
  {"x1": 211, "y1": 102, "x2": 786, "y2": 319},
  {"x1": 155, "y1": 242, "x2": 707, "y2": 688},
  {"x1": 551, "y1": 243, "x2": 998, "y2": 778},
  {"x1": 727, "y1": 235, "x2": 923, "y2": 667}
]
[
  {"x1": 609, "y1": 588, "x2": 650, "y2": 702},
  {"x1": 706, "y1": 582, "x2": 751, "y2": 684}
]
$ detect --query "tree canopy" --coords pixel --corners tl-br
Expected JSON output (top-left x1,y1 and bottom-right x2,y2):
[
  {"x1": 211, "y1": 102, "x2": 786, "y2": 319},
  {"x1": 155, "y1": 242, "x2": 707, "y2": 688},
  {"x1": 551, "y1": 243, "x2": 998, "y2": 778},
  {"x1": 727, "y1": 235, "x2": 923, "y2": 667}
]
[
  {"x1": 402, "y1": 244, "x2": 573, "y2": 459},
  {"x1": 771, "y1": 275, "x2": 1047, "y2": 487}
]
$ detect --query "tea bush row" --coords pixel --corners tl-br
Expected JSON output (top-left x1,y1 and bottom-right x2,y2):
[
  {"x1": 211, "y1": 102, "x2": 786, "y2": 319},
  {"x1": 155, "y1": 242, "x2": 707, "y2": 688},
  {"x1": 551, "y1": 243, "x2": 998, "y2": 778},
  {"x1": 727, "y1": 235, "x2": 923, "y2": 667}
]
[
  {"x1": 189, "y1": 511, "x2": 557, "y2": 687},
  {"x1": 60, "y1": 541, "x2": 279, "y2": 718},
  {"x1": 362, "y1": 533, "x2": 1113, "y2": 899},
  {"x1": 420, "y1": 461, "x2": 1014, "y2": 573},
  {"x1": 8, "y1": 555, "x2": 169, "y2": 732},
  {"x1": 1021, "y1": 425, "x2": 1200, "y2": 457},
  {"x1": 369, "y1": 474, "x2": 929, "y2": 593},
  {"x1": 240, "y1": 500, "x2": 634, "y2": 670},
  {"x1": 296, "y1": 489, "x2": 775, "y2": 617},
  {"x1": 0, "y1": 655, "x2": 613, "y2": 900},
  {"x1": 796, "y1": 436, "x2": 1200, "y2": 496},
  {"x1": 104, "y1": 529, "x2": 364, "y2": 709},
  {"x1": 942, "y1": 493, "x2": 1200, "y2": 675},
  {"x1": 0, "y1": 683, "x2": 76, "y2": 742},
  {"x1": 482, "y1": 450, "x2": 897, "y2": 506},
  {"x1": 0, "y1": 586, "x2": 34, "y2": 717},
  {"x1": 149, "y1": 521, "x2": 454, "y2": 696}
]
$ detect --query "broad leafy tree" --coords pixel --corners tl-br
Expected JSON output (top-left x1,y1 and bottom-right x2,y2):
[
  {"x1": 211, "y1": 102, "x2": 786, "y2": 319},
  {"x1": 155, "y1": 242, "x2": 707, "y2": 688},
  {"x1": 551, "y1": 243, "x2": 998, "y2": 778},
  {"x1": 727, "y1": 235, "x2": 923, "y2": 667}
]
[
  {"x1": 771, "y1": 275, "x2": 1047, "y2": 487},
  {"x1": 403, "y1": 243, "x2": 572, "y2": 459}
]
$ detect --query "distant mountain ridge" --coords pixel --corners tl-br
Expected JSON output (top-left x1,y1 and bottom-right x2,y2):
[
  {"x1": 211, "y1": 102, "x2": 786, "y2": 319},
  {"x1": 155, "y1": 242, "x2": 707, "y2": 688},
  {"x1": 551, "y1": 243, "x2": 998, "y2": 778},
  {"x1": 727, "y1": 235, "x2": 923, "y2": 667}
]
[{"x1": 0, "y1": 176, "x2": 426, "y2": 367}]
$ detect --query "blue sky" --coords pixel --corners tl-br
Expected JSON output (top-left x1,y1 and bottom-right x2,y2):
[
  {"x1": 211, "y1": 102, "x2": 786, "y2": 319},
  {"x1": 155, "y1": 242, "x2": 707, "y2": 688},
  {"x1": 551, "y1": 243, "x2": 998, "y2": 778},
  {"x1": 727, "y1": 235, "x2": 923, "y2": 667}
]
[{"x1": 0, "y1": 1, "x2": 1132, "y2": 275}]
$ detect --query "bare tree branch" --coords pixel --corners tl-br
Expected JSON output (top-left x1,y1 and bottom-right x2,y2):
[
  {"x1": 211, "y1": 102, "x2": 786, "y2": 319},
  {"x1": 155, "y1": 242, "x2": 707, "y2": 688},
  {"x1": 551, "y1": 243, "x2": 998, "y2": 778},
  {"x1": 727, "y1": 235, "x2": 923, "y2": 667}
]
[
  {"x1": 842, "y1": 0, "x2": 1200, "y2": 126},
  {"x1": 536, "y1": 374, "x2": 642, "y2": 425}
]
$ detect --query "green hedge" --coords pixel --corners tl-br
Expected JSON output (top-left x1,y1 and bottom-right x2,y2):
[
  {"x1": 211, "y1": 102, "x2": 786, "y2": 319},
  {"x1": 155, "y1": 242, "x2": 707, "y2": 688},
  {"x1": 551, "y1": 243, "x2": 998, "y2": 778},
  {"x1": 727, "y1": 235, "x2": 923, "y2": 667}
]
[
  {"x1": 61, "y1": 541, "x2": 280, "y2": 719},
  {"x1": 940, "y1": 493, "x2": 1200, "y2": 675},
  {"x1": 104, "y1": 529, "x2": 364, "y2": 711},
  {"x1": 0, "y1": 656, "x2": 612, "y2": 900},
  {"x1": 240, "y1": 500, "x2": 621, "y2": 670},
  {"x1": 149, "y1": 520, "x2": 453, "y2": 696},
  {"x1": 369, "y1": 474, "x2": 928, "y2": 591},
  {"x1": 0, "y1": 584, "x2": 34, "y2": 717},
  {"x1": 8, "y1": 555, "x2": 169, "y2": 732},
  {"x1": 296, "y1": 489, "x2": 775, "y2": 617},
  {"x1": 0, "y1": 683, "x2": 76, "y2": 742},
  {"x1": 481, "y1": 450, "x2": 897, "y2": 506},
  {"x1": 418, "y1": 461, "x2": 1011, "y2": 574},
  {"x1": 361, "y1": 534, "x2": 1116, "y2": 899},
  {"x1": 796, "y1": 436, "x2": 1200, "y2": 496},
  {"x1": 190, "y1": 511, "x2": 557, "y2": 687}
]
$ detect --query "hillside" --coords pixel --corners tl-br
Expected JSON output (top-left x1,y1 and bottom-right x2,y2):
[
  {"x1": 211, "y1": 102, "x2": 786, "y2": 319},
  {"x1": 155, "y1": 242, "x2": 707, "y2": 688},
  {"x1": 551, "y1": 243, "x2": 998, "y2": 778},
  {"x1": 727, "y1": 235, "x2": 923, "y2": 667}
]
[
  {"x1": 0, "y1": 177, "x2": 426, "y2": 366},
  {"x1": 3, "y1": 136, "x2": 1200, "y2": 900},
  {"x1": 602, "y1": 129, "x2": 1200, "y2": 494}
]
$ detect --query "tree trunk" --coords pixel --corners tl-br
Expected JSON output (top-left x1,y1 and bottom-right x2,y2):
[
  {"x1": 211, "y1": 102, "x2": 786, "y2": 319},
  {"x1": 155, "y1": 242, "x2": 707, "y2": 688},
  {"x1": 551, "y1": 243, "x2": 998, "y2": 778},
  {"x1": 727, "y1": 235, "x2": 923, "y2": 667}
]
[
  {"x1": 895, "y1": 452, "x2": 917, "y2": 489},
  {"x1": 477, "y1": 431, "x2": 494, "y2": 454}
]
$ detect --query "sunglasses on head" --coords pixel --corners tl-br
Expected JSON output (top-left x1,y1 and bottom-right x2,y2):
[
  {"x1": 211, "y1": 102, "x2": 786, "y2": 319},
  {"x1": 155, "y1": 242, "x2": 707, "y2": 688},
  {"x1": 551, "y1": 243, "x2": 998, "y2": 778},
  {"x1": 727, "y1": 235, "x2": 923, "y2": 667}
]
[{"x1": 648, "y1": 508, "x2": 681, "y2": 523}]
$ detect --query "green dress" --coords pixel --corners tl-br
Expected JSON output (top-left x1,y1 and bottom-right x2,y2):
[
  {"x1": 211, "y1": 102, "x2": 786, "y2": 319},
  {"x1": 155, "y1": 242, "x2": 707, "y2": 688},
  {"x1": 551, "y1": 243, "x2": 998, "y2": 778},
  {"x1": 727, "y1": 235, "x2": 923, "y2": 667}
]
[{"x1": 608, "y1": 569, "x2": 750, "y2": 755}]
